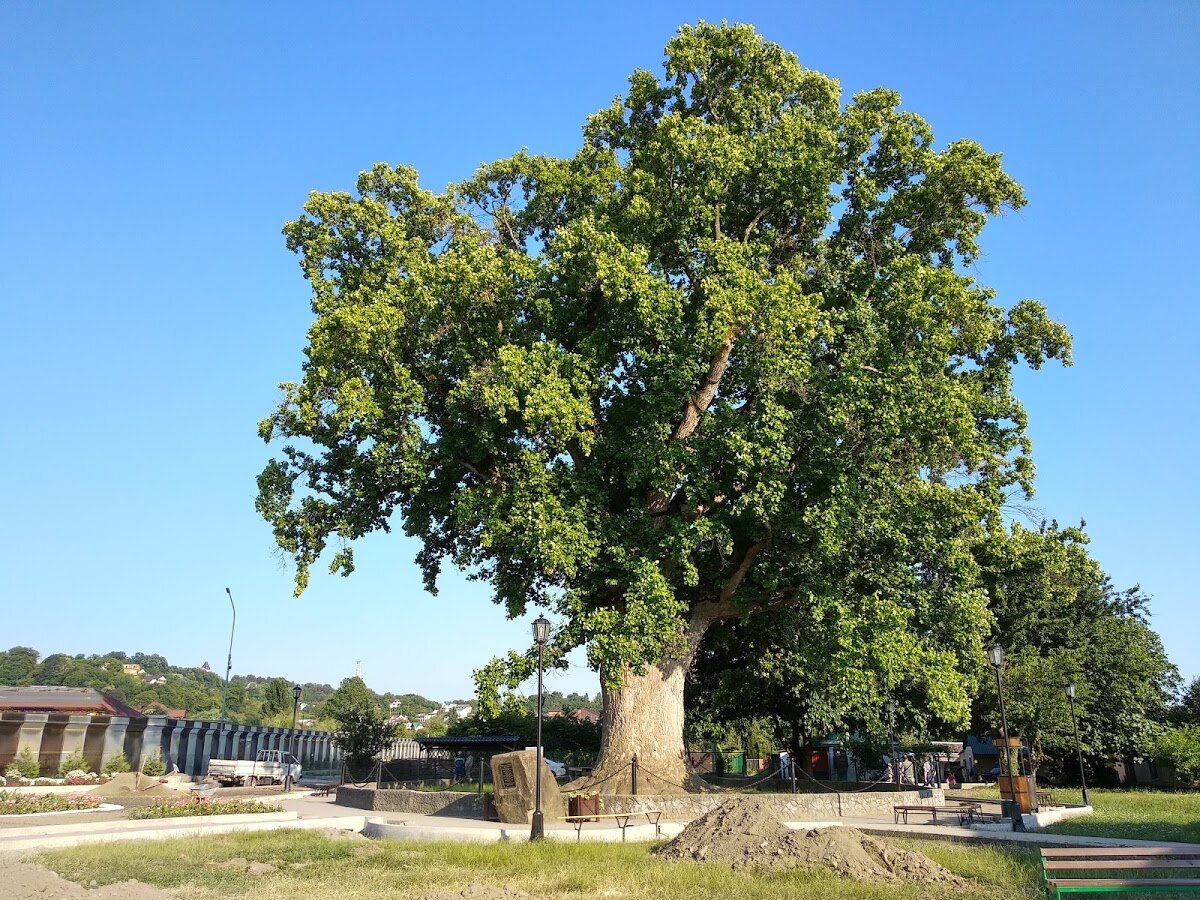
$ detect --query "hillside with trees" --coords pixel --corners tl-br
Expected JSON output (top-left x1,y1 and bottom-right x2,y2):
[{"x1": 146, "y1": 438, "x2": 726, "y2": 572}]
[{"x1": 0, "y1": 646, "x2": 439, "y2": 730}]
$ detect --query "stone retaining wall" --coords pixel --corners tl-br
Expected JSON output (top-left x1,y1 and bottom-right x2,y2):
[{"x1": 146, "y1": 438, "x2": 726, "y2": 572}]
[
  {"x1": 0, "y1": 711, "x2": 340, "y2": 778},
  {"x1": 337, "y1": 786, "x2": 496, "y2": 817},
  {"x1": 335, "y1": 786, "x2": 939, "y2": 820}
]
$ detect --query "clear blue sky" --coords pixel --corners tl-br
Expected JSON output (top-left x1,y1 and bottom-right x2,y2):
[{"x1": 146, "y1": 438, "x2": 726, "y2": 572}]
[{"x1": 2, "y1": 2, "x2": 1196, "y2": 703}]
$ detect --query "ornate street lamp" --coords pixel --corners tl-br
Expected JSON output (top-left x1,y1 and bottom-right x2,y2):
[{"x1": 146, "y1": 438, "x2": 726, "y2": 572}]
[
  {"x1": 987, "y1": 645, "x2": 1023, "y2": 831},
  {"x1": 884, "y1": 700, "x2": 900, "y2": 792},
  {"x1": 1065, "y1": 683, "x2": 1091, "y2": 807},
  {"x1": 530, "y1": 615, "x2": 551, "y2": 841},
  {"x1": 219, "y1": 588, "x2": 237, "y2": 726}
]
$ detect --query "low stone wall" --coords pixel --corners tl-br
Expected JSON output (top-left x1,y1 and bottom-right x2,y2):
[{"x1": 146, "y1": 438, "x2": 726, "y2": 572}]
[
  {"x1": 606, "y1": 787, "x2": 941, "y2": 819},
  {"x1": 335, "y1": 786, "x2": 938, "y2": 820},
  {"x1": 337, "y1": 786, "x2": 497, "y2": 817}
]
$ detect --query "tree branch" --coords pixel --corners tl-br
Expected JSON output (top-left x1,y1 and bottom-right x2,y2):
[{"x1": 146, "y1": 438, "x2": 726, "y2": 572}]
[
  {"x1": 671, "y1": 329, "x2": 737, "y2": 443},
  {"x1": 720, "y1": 538, "x2": 769, "y2": 602},
  {"x1": 742, "y1": 208, "x2": 768, "y2": 244}
]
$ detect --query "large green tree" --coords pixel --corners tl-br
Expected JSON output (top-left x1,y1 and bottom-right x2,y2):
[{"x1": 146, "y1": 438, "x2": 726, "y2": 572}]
[
  {"x1": 257, "y1": 22, "x2": 1069, "y2": 791},
  {"x1": 323, "y1": 676, "x2": 397, "y2": 766},
  {"x1": 973, "y1": 523, "x2": 1178, "y2": 779}
]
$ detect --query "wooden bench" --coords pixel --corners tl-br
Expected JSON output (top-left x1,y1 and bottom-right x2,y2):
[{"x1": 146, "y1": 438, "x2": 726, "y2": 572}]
[
  {"x1": 312, "y1": 782, "x2": 339, "y2": 797},
  {"x1": 1037, "y1": 790, "x2": 1058, "y2": 808},
  {"x1": 1040, "y1": 847, "x2": 1200, "y2": 898},
  {"x1": 562, "y1": 810, "x2": 663, "y2": 842},
  {"x1": 892, "y1": 802, "x2": 980, "y2": 825}
]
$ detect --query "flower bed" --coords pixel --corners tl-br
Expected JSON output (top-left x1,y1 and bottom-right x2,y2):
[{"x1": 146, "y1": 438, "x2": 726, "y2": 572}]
[
  {"x1": 0, "y1": 790, "x2": 104, "y2": 815},
  {"x1": 127, "y1": 797, "x2": 283, "y2": 819}
]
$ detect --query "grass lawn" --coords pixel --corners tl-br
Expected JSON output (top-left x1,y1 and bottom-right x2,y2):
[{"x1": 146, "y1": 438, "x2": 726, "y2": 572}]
[
  {"x1": 38, "y1": 829, "x2": 1046, "y2": 899},
  {"x1": 953, "y1": 786, "x2": 1200, "y2": 844}
]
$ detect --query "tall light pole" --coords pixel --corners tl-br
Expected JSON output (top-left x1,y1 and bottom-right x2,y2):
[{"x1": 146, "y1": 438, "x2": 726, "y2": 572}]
[
  {"x1": 884, "y1": 700, "x2": 900, "y2": 792},
  {"x1": 219, "y1": 587, "x2": 237, "y2": 725},
  {"x1": 987, "y1": 645, "x2": 1023, "y2": 831},
  {"x1": 289, "y1": 683, "x2": 302, "y2": 792},
  {"x1": 530, "y1": 615, "x2": 550, "y2": 842},
  {"x1": 1065, "y1": 683, "x2": 1091, "y2": 807}
]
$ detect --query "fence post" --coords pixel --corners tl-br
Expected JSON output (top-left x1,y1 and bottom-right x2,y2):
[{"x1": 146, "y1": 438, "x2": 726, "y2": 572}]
[
  {"x1": 375, "y1": 759, "x2": 382, "y2": 791},
  {"x1": 791, "y1": 759, "x2": 797, "y2": 795},
  {"x1": 631, "y1": 754, "x2": 638, "y2": 795}
]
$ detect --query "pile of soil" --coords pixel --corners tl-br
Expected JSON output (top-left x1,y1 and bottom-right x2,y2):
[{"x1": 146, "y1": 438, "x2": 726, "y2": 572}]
[
  {"x1": 654, "y1": 797, "x2": 963, "y2": 883},
  {"x1": 2, "y1": 855, "x2": 171, "y2": 900},
  {"x1": 86, "y1": 774, "x2": 181, "y2": 799}
]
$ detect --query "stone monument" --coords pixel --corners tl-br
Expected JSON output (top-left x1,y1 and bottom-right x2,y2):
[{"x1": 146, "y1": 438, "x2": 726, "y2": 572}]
[{"x1": 489, "y1": 749, "x2": 565, "y2": 824}]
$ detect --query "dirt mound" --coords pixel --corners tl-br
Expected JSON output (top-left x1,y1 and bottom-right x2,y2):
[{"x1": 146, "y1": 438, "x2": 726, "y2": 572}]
[
  {"x1": 654, "y1": 797, "x2": 963, "y2": 883},
  {"x1": 87, "y1": 773, "x2": 180, "y2": 798},
  {"x1": 416, "y1": 885, "x2": 533, "y2": 899},
  {"x1": 2, "y1": 854, "x2": 172, "y2": 900}
]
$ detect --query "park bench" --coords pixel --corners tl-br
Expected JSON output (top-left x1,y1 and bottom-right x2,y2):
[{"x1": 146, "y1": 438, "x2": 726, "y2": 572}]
[
  {"x1": 561, "y1": 810, "x2": 663, "y2": 842},
  {"x1": 312, "y1": 782, "x2": 339, "y2": 797},
  {"x1": 1037, "y1": 790, "x2": 1058, "y2": 807},
  {"x1": 892, "y1": 802, "x2": 981, "y2": 825},
  {"x1": 1040, "y1": 847, "x2": 1200, "y2": 898}
]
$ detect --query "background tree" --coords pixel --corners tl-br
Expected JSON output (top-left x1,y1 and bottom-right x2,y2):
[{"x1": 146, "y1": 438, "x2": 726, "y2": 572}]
[
  {"x1": 1172, "y1": 677, "x2": 1200, "y2": 726},
  {"x1": 0, "y1": 647, "x2": 39, "y2": 685},
  {"x1": 258, "y1": 21, "x2": 1069, "y2": 791},
  {"x1": 324, "y1": 676, "x2": 397, "y2": 766},
  {"x1": 973, "y1": 522, "x2": 1178, "y2": 783},
  {"x1": 261, "y1": 678, "x2": 293, "y2": 718}
]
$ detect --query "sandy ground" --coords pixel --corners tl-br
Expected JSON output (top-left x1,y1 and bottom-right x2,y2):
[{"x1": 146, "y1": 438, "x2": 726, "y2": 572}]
[{"x1": 0, "y1": 853, "x2": 173, "y2": 900}]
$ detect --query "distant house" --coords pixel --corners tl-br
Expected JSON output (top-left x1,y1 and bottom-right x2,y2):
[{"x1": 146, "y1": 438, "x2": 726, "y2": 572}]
[
  {"x1": 121, "y1": 664, "x2": 142, "y2": 677},
  {"x1": 0, "y1": 686, "x2": 141, "y2": 718},
  {"x1": 199, "y1": 662, "x2": 211, "y2": 673},
  {"x1": 142, "y1": 675, "x2": 167, "y2": 686},
  {"x1": 545, "y1": 708, "x2": 600, "y2": 724},
  {"x1": 136, "y1": 701, "x2": 186, "y2": 719}
]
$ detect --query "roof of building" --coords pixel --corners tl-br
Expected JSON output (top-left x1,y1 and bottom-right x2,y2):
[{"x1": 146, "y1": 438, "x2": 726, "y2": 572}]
[
  {"x1": 414, "y1": 735, "x2": 523, "y2": 754},
  {"x1": 0, "y1": 685, "x2": 143, "y2": 718}
]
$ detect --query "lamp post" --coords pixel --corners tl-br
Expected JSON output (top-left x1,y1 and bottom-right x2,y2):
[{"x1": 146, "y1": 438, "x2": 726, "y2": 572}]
[
  {"x1": 1065, "y1": 683, "x2": 1091, "y2": 807},
  {"x1": 884, "y1": 700, "x2": 900, "y2": 792},
  {"x1": 530, "y1": 615, "x2": 550, "y2": 841},
  {"x1": 219, "y1": 587, "x2": 237, "y2": 725},
  {"x1": 289, "y1": 683, "x2": 302, "y2": 793},
  {"x1": 987, "y1": 645, "x2": 1023, "y2": 831}
]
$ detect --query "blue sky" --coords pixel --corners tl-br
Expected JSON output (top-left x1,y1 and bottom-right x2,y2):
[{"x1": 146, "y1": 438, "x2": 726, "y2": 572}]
[{"x1": 1, "y1": 2, "x2": 1196, "y2": 703}]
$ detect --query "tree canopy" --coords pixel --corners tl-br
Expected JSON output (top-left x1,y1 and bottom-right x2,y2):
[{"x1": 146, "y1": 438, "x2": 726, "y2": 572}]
[
  {"x1": 258, "y1": 21, "x2": 1070, "y2": 783},
  {"x1": 324, "y1": 676, "x2": 398, "y2": 765}
]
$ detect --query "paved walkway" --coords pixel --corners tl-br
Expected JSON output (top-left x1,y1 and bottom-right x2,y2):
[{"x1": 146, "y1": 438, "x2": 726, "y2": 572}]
[{"x1": 5, "y1": 789, "x2": 1199, "y2": 853}]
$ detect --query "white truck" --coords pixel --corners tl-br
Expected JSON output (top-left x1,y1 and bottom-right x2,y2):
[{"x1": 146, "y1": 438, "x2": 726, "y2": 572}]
[{"x1": 206, "y1": 749, "x2": 302, "y2": 787}]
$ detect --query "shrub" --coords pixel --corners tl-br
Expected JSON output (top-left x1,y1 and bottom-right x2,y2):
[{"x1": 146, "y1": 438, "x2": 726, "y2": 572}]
[
  {"x1": 1151, "y1": 726, "x2": 1200, "y2": 784},
  {"x1": 127, "y1": 797, "x2": 281, "y2": 819},
  {"x1": 141, "y1": 749, "x2": 166, "y2": 777},
  {"x1": 102, "y1": 753, "x2": 132, "y2": 775},
  {"x1": 58, "y1": 751, "x2": 91, "y2": 778},
  {"x1": 8, "y1": 747, "x2": 40, "y2": 780}
]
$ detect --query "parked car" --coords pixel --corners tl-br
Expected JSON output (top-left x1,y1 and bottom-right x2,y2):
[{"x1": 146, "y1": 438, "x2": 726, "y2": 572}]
[{"x1": 544, "y1": 757, "x2": 567, "y2": 779}]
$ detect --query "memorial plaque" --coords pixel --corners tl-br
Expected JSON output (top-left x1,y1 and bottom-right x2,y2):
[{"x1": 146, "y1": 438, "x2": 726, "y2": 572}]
[{"x1": 489, "y1": 750, "x2": 565, "y2": 824}]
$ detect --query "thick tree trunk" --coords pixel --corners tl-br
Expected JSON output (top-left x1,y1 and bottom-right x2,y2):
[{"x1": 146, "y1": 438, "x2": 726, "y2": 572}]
[{"x1": 570, "y1": 608, "x2": 715, "y2": 794}]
